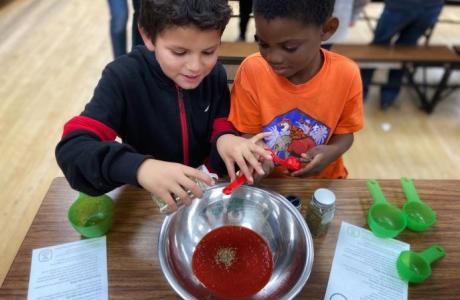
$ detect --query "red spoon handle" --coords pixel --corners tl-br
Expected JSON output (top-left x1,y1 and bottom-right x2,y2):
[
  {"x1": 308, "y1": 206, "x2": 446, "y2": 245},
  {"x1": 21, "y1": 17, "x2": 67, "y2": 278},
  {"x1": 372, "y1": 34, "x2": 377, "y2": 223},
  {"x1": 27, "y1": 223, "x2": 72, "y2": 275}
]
[{"x1": 222, "y1": 175, "x2": 247, "y2": 195}]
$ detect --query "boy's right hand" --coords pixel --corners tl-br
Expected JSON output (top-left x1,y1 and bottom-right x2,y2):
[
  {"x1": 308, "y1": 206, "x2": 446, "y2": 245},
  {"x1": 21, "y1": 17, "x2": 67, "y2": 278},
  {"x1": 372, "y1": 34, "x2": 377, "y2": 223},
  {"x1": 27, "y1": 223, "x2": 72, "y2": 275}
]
[
  {"x1": 216, "y1": 132, "x2": 272, "y2": 183},
  {"x1": 136, "y1": 159, "x2": 215, "y2": 211}
]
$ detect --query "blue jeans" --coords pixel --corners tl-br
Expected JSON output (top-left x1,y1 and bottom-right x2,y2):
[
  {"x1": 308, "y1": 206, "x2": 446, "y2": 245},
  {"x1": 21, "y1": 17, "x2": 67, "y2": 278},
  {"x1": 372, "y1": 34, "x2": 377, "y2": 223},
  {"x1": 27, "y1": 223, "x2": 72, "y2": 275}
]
[
  {"x1": 361, "y1": 4, "x2": 443, "y2": 107},
  {"x1": 108, "y1": 0, "x2": 143, "y2": 58},
  {"x1": 108, "y1": 0, "x2": 128, "y2": 58}
]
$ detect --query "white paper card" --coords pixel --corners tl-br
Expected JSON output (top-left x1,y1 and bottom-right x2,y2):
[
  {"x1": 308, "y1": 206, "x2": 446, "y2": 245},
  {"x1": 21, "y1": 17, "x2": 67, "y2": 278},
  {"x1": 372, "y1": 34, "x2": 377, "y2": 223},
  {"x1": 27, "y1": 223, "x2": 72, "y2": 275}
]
[
  {"x1": 27, "y1": 236, "x2": 108, "y2": 300},
  {"x1": 324, "y1": 222, "x2": 409, "y2": 300}
]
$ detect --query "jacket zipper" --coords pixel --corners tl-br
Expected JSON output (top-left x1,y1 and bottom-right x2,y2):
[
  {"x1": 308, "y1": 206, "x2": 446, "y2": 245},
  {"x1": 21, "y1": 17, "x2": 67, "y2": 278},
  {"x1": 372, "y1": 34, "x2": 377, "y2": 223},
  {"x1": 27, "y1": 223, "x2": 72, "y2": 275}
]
[{"x1": 176, "y1": 86, "x2": 189, "y2": 165}]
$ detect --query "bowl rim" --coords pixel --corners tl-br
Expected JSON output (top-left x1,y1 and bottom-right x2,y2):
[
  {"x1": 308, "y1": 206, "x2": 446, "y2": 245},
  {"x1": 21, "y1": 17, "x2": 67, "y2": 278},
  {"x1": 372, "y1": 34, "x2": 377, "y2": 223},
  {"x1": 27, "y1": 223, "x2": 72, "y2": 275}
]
[{"x1": 157, "y1": 183, "x2": 314, "y2": 300}]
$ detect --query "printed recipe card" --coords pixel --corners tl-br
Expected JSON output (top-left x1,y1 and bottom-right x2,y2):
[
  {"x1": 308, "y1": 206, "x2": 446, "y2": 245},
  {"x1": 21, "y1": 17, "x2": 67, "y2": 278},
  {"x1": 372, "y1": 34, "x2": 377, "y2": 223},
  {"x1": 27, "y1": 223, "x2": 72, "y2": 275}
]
[
  {"x1": 27, "y1": 236, "x2": 108, "y2": 300},
  {"x1": 325, "y1": 222, "x2": 409, "y2": 300}
]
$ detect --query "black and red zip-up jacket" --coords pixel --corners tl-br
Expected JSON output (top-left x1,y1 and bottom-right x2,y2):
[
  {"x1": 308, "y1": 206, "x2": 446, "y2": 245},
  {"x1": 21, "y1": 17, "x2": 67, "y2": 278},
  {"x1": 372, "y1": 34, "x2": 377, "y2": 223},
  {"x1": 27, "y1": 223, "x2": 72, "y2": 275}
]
[{"x1": 56, "y1": 46, "x2": 236, "y2": 196}]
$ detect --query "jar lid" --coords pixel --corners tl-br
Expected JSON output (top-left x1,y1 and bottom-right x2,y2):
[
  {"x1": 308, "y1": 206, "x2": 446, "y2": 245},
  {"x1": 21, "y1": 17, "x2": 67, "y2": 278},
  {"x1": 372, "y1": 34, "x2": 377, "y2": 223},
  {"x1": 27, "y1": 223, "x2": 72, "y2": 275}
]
[
  {"x1": 285, "y1": 194, "x2": 302, "y2": 210},
  {"x1": 313, "y1": 188, "x2": 336, "y2": 207}
]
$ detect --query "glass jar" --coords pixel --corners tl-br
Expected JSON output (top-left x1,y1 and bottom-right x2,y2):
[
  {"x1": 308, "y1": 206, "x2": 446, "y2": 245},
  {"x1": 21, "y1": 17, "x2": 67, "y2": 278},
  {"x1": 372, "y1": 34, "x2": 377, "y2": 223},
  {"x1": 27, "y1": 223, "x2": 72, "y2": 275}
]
[
  {"x1": 305, "y1": 188, "x2": 336, "y2": 238},
  {"x1": 151, "y1": 177, "x2": 209, "y2": 214},
  {"x1": 151, "y1": 165, "x2": 217, "y2": 214}
]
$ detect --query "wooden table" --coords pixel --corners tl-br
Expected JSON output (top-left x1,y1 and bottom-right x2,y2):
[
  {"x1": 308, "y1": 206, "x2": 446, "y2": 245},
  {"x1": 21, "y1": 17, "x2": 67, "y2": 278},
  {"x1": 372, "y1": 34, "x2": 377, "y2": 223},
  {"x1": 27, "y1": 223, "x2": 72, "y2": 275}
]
[{"x1": 1, "y1": 177, "x2": 459, "y2": 299}]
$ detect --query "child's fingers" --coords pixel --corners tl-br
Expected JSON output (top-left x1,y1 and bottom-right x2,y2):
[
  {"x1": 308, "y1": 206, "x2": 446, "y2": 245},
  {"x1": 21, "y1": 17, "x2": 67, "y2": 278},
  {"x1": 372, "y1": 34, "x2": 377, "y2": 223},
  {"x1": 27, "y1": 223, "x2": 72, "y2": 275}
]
[
  {"x1": 250, "y1": 131, "x2": 272, "y2": 143},
  {"x1": 161, "y1": 193, "x2": 178, "y2": 212},
  {"x1": 243, "y1": 151, "x2": 265, "y2": 176},
  {"x1": 251, "y1": 143, "x2": 273, "y2": 161},
  {"x1": 291, "y1": 156, "x2": 320, "y2": 177},
  {"x1": 300, "y1": 153, "x2": 312, "y2": 162},
  {"x1": 223, "y1": 159, "x2": 237, "y2": 181},
  {"x1": 177, "y1": 175, "x2": 205, "y2": 204},
  {"x1": 234, "y1": 157, "x2": 253, "y2": 184},
  {"x1": 171, "y1": 184, "x2": 193, "y2": 205},
  {"x1": 187, "y1": 168, "x2": 215, "y2": 186}
]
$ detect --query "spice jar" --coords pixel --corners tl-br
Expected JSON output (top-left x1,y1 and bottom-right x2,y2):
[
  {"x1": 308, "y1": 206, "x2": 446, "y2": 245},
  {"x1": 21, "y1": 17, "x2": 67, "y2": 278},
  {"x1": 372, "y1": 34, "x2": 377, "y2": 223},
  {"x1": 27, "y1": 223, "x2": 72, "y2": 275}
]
[
  {"x1": 285, "y1": 194, "x2": 302, "y2": 211},
  {"x1": 305, "y1": 188, "x2": 336, "y2": 237},
  {"x1": 151, "y1": 165, "x2": 217, "y2": 214}
]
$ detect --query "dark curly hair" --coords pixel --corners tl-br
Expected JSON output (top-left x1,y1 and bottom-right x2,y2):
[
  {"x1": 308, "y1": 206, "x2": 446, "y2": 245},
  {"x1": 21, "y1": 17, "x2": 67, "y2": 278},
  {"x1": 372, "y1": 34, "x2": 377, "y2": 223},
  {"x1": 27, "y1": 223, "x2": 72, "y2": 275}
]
[
  {"x1": 139, "y1": 0, "x2": 232, "y2": 42},
  {"x1": 253, "y1": 0, "x2": 335, "y2": 26}
]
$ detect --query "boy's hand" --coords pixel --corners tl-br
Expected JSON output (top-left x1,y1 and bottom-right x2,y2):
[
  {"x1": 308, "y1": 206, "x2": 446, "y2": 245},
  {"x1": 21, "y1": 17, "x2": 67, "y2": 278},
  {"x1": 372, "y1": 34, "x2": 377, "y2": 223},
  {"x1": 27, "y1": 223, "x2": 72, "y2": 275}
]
[
  {"x1": 216, "y1": 132, "x2": 273, "y2": 183},
  {"x1": 290, "y1": 145, "x2": 336, "y2": 177},
  {"x1": 290, "y1": 133, "x2": 354, "y2": 177},
  {"x1": 136, "y1": 159, "x2": 215, "y2": 211},
  {"x1": 253, "y1": 156, "x2": 275, "y2": 183}
]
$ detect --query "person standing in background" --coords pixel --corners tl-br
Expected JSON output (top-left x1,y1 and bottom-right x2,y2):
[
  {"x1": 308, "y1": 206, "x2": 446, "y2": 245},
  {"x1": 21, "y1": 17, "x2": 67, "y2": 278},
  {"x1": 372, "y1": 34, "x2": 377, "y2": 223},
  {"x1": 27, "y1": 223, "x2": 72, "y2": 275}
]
[
  {"x1": 237, "y1": 0, "x2": 253, "y2": 41},
  {"x1": 322, "y1": 0, "x2": 369, "y2": 50},
  {"x1": 131, "y1": 0, "x2": 143, "y2": 46},
  {"x1": 361, "y1": 0, "x2": 444, "y2": 109},
  {"x1": 108, "y1": 0, "x2": 143, "y2": 58}
]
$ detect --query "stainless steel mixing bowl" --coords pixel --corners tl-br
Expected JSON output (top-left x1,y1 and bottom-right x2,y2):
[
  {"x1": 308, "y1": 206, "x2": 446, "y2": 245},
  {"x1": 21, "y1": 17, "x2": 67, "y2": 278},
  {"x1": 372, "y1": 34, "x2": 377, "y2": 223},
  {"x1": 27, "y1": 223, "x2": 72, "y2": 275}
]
[{"x1": 158, "y1": 183, "x2": 314, "y2": 299}]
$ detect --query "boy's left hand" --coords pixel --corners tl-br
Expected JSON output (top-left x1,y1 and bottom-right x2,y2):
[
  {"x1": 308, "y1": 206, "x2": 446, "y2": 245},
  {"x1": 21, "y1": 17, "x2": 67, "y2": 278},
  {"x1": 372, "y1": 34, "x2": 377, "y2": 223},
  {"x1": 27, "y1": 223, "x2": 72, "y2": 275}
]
[
  {"x1": 290, "y1": 145, "x2": 337, "y2": 177},
  {"x1": 290, "y1": 133, "x2": 354, "y2": 177}
]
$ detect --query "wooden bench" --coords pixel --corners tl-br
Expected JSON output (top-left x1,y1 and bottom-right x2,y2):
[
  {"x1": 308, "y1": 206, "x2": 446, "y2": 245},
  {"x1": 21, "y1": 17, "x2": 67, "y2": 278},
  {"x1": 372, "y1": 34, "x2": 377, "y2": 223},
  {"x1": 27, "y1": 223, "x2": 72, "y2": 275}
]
[
  {"x1": 218, "y1": 42, "x2": 460, "y2": 113},
  {"x1": 454, "y1": 45, "x2": 460, "y2": 56}
]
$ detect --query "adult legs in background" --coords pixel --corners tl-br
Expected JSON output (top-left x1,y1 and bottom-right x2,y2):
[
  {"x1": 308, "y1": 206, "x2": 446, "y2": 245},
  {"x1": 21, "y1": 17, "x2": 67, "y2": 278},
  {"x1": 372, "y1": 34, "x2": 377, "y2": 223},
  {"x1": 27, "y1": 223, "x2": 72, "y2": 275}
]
[
  {"x1": 131, "y1": 0, "x2": 144, "y2": 48},
  {"x1": 238, "y1": 0, "x2": 253, "y2": 41},
  {"x1": 361, "y1": 4, "x2": 443, "y2": 109},
  {"x1": 360, "y1": 7, "x2": 407, "y2": 105},
  {"x1": 381, "y1": 4, "x2": 443, "y2": 109},
  {"x1": 108, "y1": 0, "x2": 128, "y2": 58}
]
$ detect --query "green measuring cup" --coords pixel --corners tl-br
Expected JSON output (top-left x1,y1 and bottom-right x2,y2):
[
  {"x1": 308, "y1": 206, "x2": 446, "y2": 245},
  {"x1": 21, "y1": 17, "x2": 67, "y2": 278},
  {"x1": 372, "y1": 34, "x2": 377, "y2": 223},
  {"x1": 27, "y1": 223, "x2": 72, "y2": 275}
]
[
  {"x1": 397, "y1": 245, "x2": 445, "y2": 283},
  {"x1": 68, "y1": 192, "x2": 114, "y2": 238},
  {"x1": 401, "y1": 177, "x2": 436, "y2": 232},
  {"x1": 367, "y1": 179, "x2": 407, "y2": 238}
]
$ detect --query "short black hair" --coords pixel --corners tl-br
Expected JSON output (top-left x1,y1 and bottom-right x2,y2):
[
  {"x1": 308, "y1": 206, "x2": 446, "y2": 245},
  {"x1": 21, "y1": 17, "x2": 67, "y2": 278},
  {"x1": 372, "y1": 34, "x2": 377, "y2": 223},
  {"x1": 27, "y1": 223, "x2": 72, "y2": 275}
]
[
  {"x1": 253, "y1": 0, "x2": 335, "y2": 26},
  {"x1": 139, "y1": 0, "x2": 232, "y2": 42}
]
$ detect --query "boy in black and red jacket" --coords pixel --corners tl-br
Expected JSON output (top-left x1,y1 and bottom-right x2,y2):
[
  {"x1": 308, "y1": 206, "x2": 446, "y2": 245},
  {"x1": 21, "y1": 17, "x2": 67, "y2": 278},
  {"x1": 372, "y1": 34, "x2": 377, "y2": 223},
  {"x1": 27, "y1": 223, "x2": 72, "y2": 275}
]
[{"x1": 56, "y1": 0, "x2": 271, "y2": 211}]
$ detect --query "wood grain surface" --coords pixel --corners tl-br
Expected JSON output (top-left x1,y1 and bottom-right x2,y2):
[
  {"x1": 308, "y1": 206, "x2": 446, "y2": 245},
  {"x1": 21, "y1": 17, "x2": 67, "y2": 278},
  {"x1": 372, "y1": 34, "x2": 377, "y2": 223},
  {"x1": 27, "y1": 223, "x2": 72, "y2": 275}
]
[{"x1": 1, "y1": 177, "x2": 459, "y2": 299}]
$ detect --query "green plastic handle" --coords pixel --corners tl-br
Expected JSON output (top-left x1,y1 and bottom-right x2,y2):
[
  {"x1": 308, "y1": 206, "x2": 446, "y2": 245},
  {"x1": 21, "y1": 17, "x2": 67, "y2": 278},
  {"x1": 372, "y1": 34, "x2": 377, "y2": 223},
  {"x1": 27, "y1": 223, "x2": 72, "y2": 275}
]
[
  {"x1": 419, "y1": 245, "x2": 446, "y2": 264},
  {"x1": 401, "y1": 177, "x2": 422, "y2": 203},
  {"x1": 367, "y1": 179, "x2": 387, "y2": 204}
]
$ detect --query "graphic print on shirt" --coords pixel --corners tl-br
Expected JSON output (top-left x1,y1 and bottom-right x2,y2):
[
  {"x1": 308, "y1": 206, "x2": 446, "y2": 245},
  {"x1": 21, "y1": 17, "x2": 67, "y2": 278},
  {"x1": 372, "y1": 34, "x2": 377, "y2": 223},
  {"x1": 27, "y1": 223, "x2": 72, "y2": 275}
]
[{"x1": 263, "y1": 109, "x2": 330, "y2": 159}]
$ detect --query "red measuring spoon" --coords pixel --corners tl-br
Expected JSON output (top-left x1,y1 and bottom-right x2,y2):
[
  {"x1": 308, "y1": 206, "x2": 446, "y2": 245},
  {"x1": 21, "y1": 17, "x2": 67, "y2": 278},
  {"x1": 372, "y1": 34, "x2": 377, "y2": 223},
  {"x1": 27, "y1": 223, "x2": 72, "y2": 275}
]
[
  {"x1": 222, "y1": 174, "x2": 247, "y2": 195},
  {"x1": 222, "y1": 150, "x2": 302, "y2": 195},
  {"x1": 267, "y1": 149, "x2": 302, "y2": 171}
]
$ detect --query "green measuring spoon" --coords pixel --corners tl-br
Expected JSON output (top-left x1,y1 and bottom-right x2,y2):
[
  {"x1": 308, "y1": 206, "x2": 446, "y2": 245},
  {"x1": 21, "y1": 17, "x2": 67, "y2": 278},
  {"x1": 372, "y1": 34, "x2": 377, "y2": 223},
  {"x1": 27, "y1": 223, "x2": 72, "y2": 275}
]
[
  {"x1": 397, "y1": 245, "x2": 445, "y2": 283},
  {"x1": 401, "y1": 177, "x2": 437, "y2": 232},
  {"x1": 367, "y1": 179, "x2": 407, "y2": 238}
]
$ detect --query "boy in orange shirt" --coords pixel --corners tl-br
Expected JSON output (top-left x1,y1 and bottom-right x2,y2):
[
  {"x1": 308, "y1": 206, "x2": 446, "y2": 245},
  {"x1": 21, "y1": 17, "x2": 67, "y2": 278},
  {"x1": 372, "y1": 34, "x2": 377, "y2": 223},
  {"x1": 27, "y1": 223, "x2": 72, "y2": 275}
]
[{"x1": 229, "y1": 0, "x2": 364, "y2": 179}]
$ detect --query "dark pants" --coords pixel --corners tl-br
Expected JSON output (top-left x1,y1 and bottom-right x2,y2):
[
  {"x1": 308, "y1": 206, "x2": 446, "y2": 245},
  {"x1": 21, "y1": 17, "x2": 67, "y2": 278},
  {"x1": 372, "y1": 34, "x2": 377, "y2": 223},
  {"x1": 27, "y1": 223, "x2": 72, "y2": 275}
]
[
  {"x1": 108, "y1": 0, "x2": 128, "y2": 58},
  {"x1": 239, "y1": 0, "x2": 253, "y2": 40},
  {"x1": 108, "y1": 0, "x2": 143, "y2": 58},
  {"x1": 131, "y1": 0, "x2": 143, "y2": 47},
  {"x1": 361, "y1": 4, "x2": 443, "y2": 108}
]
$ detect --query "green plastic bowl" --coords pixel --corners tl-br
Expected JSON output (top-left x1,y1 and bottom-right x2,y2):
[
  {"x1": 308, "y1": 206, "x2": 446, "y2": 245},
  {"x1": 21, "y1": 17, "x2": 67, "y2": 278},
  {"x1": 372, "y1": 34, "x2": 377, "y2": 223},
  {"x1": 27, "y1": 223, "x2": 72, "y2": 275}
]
[{"x1": 68, "y1": 193, "x2": 114, "y2": 238}]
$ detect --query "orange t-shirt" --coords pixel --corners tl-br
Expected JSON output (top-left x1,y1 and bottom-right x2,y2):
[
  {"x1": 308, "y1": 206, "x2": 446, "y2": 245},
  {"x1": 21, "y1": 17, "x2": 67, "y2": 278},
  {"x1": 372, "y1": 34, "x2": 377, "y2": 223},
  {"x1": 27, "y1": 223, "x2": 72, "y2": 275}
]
[{"x1": 229, "y1": 49, "x2": 364, "y2": 178}]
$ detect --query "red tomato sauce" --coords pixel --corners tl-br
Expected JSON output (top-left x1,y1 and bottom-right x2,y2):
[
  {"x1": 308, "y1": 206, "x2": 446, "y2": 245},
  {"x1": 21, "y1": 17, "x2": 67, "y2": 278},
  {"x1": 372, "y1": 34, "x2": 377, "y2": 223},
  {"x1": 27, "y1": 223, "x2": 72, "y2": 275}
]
[{"x1": 192, "y1": 225, "x2": 273, "y2": 299}]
